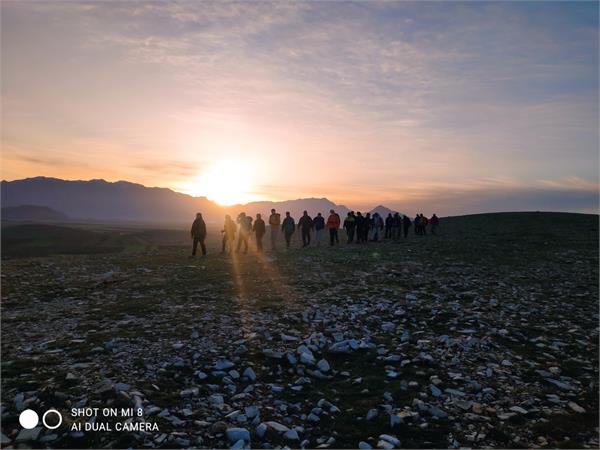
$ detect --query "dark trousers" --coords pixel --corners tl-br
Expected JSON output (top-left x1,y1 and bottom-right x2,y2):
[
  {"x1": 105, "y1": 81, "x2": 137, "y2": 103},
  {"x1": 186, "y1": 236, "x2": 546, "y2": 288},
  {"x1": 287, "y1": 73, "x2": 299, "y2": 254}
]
[
  {"x1": 284, "y1": 232, "x2": 293, "y2": 247},
  {"x1": 385, "y1": 227, "x2": 392, "y2": 239},
  {"x1": 192, "y1": 237, "x2": 206, "y2": 256},
  {"x1": 404, "y1": 226, "x2": 410, "y2": 238},
  {"x1": 329, "y1": 228, "x2": 339, "y2": 245},
  {"x1": 301, "y1": 228, "x2": 311, "y2": 247},
  {"x1": 256, "y1": 233, "x2": 264, "y2": 251},
  {"x1": 236, "y1": 233, "x2": 248, "y2": 253},
  {"x1": 346, "y1": 227, "x2": 355, "y2": 243}
]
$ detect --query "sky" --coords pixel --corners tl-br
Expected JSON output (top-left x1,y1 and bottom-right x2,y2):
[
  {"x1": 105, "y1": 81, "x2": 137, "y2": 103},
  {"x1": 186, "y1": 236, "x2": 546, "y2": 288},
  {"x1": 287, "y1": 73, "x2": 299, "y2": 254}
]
[{"x1": 1, "y1": 1, "x2": 598, "y2": 215}]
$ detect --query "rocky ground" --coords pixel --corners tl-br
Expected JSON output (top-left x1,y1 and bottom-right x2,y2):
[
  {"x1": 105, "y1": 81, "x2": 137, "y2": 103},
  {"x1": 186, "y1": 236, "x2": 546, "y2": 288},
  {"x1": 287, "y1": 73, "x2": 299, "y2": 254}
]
[{"x1": 1, "y1": 212, "x2": 598, "y2": 449}]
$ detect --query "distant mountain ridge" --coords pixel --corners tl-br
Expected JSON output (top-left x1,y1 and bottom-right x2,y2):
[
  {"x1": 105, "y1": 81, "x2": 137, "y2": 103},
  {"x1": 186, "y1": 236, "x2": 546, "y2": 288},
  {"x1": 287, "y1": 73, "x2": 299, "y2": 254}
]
[
  {"x1": 2, "y1": 205, "x2": 69, "y2": 221},
  {"x1": 2, "y1": 177, "x2": 395, "y2": 224}
]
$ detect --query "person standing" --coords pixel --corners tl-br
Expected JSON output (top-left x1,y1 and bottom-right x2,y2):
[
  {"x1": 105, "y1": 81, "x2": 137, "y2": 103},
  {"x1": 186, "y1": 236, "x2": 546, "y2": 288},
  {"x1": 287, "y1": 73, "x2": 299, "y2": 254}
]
[
  {"x1": 236, "y1": 212, "x2": 251, "y2": 254},
  {"x1": 343, "y1": 211, "x2": 356, "y2": 243},
  {"x1": 371, "y1": 212, "x2": 384, "y2": 242},
  {"x1": 313, "y1": 212, "x2": 325, "y2": 246},
  {"x1": 190, "y1": 212, "x2": 207, "y2": 256},
  {"x1": 326, "y1": 209, "x2": 341, "y2": 246},
  {"x1": 298, "y1": 210, "x2": 313, "y2": 247},
  {"x1": 392, "y1": 212, "x2": 401, "y2": 240},
  {"x1": 414, "y1": 214, "x2": 421, "y2": 235},
  {"x1": 269, "y1": 208, "x2": 281, "y2": 251},
  {"x1": 253, "y1": 213, "x2": 266, "y2": 251},
  {"x1": 221, "y1": 214, "x2": 237, "y2": 254},
  {"x1": 364, "y1": 213, "x2": 372, "y2": 242},
  {"x1": 385, "y1": 213, "x2": 393, "y2": 239},
  {"x1": 355, "y1": 212, "x2": 365, "y2": 243},
  {"x1": 402, "y1": 215, "x2": 412, "y2": 238},
  {"x1": 430, "y1": 213, "x2": 439, "y2": 235},
  {"x1": 281, "y1": 211, "x2": 296, "y2": 248},
  {"x1": 421, "y1": 213, "x2": 428, "y2": 236}
]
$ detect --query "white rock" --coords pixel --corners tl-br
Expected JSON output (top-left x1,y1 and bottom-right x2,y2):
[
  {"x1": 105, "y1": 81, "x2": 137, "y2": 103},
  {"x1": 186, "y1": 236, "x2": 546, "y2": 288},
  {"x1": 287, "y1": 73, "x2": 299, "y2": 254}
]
[
  {"x1": 230, "y1": 439, "x2": 245, "y2": 450},
  {"x1": 256, "y1": 423, "x2": 267, "y2": 438},
  {"x1": 284, "y1": 429, "x2": 299, "y2": 440},
  {"x1": 317, "y1": 359, "x2": 330, "y2": 372},
  {"x1": 265, "y1": 421, "x2": 289, "y2": 433},
  {"x1": 300, "y1": 352, "x2": 316, "y2": 365},
  {"x1": 242, "y1": 367, "x2": 257, "y2": 381},
  {"x1": 359, "y1": 441, "x2": 372, "y2": 449},
  {"x1": 366, "y1": 408, "x2": 378, "y2": 420},
  {"x1": 226, "y1": 428, "x2": 250, "y2": 442},
  {"x1": 379, "y1": 434, "x2": 401, "y2": 446},
  {"x1": 215, "y1": 360, "x2": 235, "y2": 370}
]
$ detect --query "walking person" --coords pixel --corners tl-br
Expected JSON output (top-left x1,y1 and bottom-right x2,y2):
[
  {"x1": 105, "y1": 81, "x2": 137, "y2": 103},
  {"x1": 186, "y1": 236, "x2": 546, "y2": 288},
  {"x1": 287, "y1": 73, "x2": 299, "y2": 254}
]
[
  {"x1": 298, "y1": 210, "x2": 313, "y2": 247},
  {"x1": 221, "y1": 214, "x2": 237, "y2": 254},
  {"x1": 253, "y1": 213, "x2": 266, "y2": 251},
  {"x1": 236, "y1": 212, "x2": 251, "y2": 254},
  {"x1": 326, "y1": 209, "x2": 341, "y2": 246},
  {"x1": 269, "y1": 208, "x2": 281, "y2": 251},
  {"x1": 281, "y1": 211, "x2": 296, "y2": 248},
  {"x1": 190, "y1": 212, "x2": 207, "y2": 256},
  {"x1": 402, "y1": 214, "x2": 412, "y2": 239},
  {"x1": 365, "y1": 213, "x2": 372, "y2": 242},
  {"x1": 392, "y1": 212, "x2": 401, "y2": 240},
  {"x1": 313, "y1": 212, "x2": 325, "y2": 246},
  {"x1": 385, "y1": 213, "x2": 393, "y2": 239},
  {"x1": 371, "y1": 212, "x2": 384, "y2": 242},
  {"x1": 355, "y1": 212, "x2": 365, "y2": 243},
  {"x1": 344, "y1": 211, "x2": 356, "y2": 243},
  {"x1": 421, "y1": 213, "x2": 428, "y2": 236},
  {"x1": 430, "y1": 213, "x2": 439, "y2": 235},
  {"x1": 414, "y1": 214, "x2": 421, "y2": 235}
]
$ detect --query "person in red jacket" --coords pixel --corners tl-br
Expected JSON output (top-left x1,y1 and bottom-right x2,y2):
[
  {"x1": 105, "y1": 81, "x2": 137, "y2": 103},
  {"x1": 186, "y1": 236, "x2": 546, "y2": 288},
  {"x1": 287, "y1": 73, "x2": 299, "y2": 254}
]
[{"x1": 326, "y1": 209, "x2": 341, "y2": 246}]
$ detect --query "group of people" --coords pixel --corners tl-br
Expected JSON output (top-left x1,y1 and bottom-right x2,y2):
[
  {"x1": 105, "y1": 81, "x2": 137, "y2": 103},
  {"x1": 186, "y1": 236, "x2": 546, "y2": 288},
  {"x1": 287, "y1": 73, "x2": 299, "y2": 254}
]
[{"x1": 190, "y1": 209, "x2": 440, "y2": 256}]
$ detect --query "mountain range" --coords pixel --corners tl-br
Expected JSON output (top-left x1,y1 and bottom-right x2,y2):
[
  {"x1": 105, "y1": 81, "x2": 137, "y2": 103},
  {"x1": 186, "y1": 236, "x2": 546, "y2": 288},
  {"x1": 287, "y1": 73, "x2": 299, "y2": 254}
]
[{"x1": 1, "y1": 177, "x2": 402, "y2": 224}]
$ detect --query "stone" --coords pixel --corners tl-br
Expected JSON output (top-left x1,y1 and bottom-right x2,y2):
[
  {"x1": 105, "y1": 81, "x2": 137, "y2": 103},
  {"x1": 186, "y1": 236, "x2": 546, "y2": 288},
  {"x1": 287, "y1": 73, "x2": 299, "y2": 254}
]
[
  {"x1": 317, "y1": 359, "x2": 331, "y2": 372},
  {"x1": 366, "y1": 408, "x2": 378, "y2": 420},
  {"x1": 265, "y1": 421, "x2": 289, "y2": 433},
  {"x1": 568, "y1": 402, "x2": 586, "y2": 413},
  {"x1": 15, "y1": 427, "x2": 42, "y2": 443},
  {"x1": 243, "y1": 367, "x2": 257, "y2": 381},
  {"x1": 284, "y1": 429, "x2": 300, "y2": 440},
  {"x1": 359, "y1": 441, "x2": 373, "y2": 449},
  {"x1": 215, "y1": 360, "x2": 235, "y2": 370},
  {"x1": 226, "y1": 427, "x2": 250, "y2": 442}
]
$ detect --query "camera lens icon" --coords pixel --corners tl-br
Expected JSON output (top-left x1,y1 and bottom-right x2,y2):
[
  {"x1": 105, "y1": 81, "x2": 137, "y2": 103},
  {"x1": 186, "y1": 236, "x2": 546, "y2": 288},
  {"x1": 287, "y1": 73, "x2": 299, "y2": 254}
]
[{"x1": 42, "y1": 409, "x2": 62, "y2": 429}]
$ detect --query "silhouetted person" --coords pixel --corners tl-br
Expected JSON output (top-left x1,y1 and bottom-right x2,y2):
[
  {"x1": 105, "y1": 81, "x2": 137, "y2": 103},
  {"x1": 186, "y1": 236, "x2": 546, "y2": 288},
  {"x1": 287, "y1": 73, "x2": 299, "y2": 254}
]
[
  {"x1": 221, "y1": 214, "x2": 237, "y2": 254},
  {"x1": 430, "y1": 213, "x2": 439, "y2": 235},
  {"x1": 414, "y1": 214, "x2": 421, "y2": 235},
  {"x1": 402, "y1": 215, "x2": 412, "y2": 238},
  {"x1": 327, "y1": 209, "x2": 341, "y2": 246},
  {"x1": 420, "y1": 213, "x2": 428, "y2": 236},
  {"x1": 344, "y1": 211, "x2": 356, "y2": 243},
  {"x1": 253, "y1": 213, "x2": 266, "y2": 251},
  {"x1": 298, "y1": 210, "x2": 313, "y2": 247},
  {"x1": 191, "y1": 212, "x2": 207, "y2": 256},
  {"x1": 281, "y1": 211, "x2": 295, "y2": 248},
  {"x1": 313, "y1": 212, "x2": 325, "y2": 246},
  {"x1": 269, "y1": 208, "x2": 281, "y2": 251},
  {"x1": 355, "y1": 212, "x2": 365, "y2": 243},
  {"x1": 236, "y1": 212, "x2": 251, "y2": 253},
  {"x1": 364, "y1": 213, "x2": 372, "y2": 242},
  {"x1": 392, "y1": 212, "x2": 401, "y2": 240},
  {"x1": 385, "y1": 213, "x2": 393, "y2": 239},
  {"x1": 371, "y1": 212, "x2": 383, "y2": 242}
]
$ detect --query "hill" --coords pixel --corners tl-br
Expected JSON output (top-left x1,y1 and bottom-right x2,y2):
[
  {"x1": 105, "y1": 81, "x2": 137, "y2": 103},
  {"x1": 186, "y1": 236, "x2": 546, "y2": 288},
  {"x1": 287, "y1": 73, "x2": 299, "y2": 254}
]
[
  {"x1": 1, "y1": 177, "x2": 356, "y2": 224},
  {"x1": 1, "y1": 205, "x2": 69, "y2": 221},
  {"x1": 0, "y1": 211, "x2": 597, "y2": 448}
]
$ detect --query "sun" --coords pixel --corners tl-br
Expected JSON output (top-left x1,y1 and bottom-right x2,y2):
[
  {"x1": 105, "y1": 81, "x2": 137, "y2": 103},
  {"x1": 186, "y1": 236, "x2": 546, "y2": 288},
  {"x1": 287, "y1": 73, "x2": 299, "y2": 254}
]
[{"x1": 184, "y1": 160, "x2": 262, "y2": 206}]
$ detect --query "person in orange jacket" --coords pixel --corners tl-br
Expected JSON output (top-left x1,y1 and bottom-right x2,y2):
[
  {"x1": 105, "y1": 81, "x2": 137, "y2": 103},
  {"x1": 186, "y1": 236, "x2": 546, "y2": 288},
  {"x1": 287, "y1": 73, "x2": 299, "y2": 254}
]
[{"x1": 326, "y1": 209, "x2": 341, "y2": 246}]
